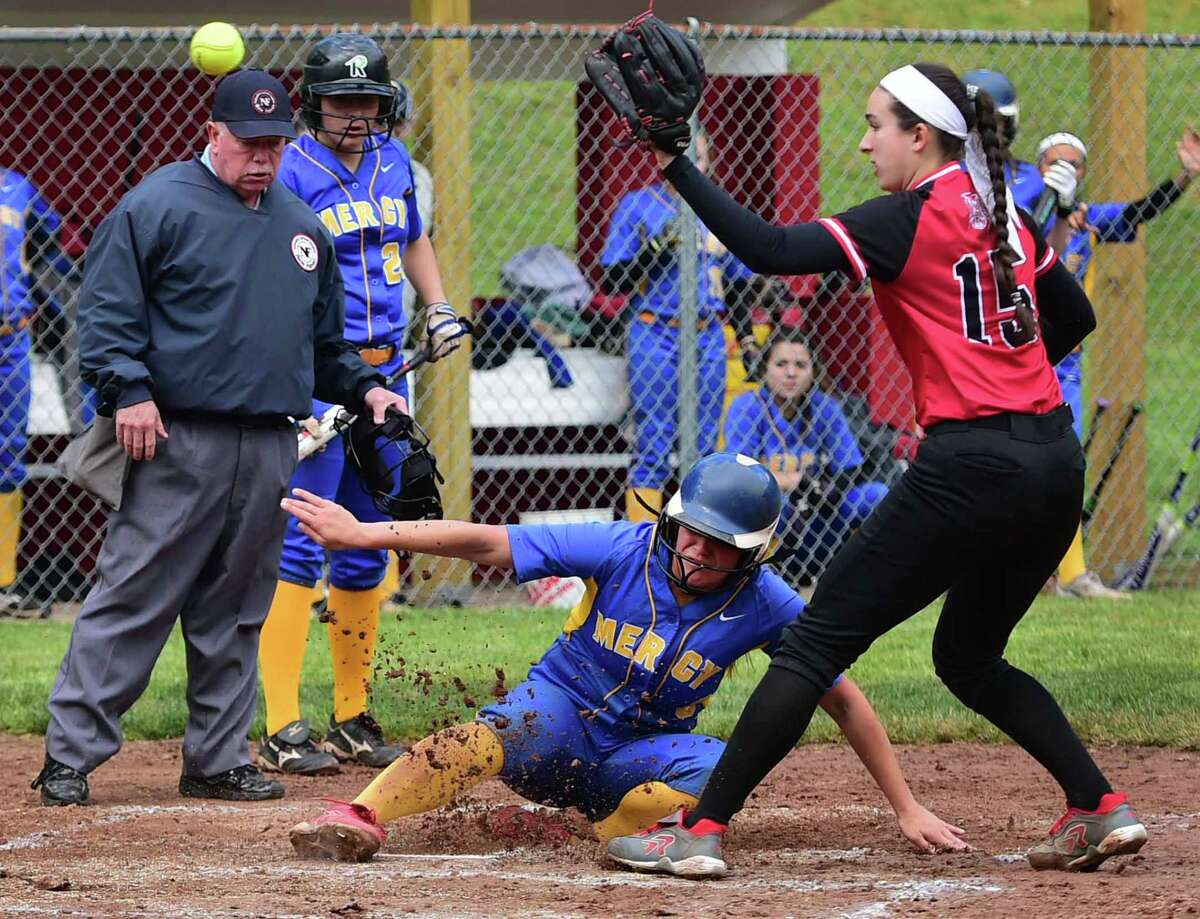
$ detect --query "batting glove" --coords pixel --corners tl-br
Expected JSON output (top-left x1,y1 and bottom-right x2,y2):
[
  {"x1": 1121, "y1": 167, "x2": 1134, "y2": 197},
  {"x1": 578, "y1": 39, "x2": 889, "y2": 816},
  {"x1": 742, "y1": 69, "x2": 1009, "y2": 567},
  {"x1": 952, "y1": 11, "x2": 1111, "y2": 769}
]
[
  {"x1": 423, "y1": 303, "x2": 468, "y2": 362},
  {"x1": 1043, "y1": 160, "x2": 1079, "y2": 214}
]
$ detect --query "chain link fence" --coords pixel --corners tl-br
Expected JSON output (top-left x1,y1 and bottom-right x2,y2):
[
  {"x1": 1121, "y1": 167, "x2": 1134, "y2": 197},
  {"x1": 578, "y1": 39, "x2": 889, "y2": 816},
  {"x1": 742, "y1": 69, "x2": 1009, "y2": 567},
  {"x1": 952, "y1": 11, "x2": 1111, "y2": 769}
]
[{"x1": 0, "y1": 23, "x2": 1197, "y2": 612}]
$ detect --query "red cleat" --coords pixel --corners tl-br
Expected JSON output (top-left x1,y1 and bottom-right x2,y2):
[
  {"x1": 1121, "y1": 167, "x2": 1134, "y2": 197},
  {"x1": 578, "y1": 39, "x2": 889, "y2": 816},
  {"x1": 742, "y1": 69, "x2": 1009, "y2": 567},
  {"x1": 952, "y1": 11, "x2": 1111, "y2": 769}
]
[{"x1": 290, "y1": 799, "x2": 387, "y2": 862}]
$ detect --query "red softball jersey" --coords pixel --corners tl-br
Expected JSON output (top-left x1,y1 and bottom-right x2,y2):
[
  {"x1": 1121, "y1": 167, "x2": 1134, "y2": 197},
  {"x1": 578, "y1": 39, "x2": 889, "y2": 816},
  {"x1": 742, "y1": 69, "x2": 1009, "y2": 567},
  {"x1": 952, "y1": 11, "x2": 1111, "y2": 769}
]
[{"x1": 819, "y1": 162, "x2": 1062, "y2": 427}]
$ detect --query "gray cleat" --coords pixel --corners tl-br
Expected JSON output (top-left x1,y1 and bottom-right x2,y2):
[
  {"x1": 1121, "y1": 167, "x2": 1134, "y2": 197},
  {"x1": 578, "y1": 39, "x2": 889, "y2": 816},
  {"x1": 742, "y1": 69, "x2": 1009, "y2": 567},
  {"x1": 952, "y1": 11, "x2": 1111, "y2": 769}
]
[
  {"x1": 606, "y1": 809, "x2": 728, "y2": 879},
  {"x1": 1027, "y1": 792, "x2": 1148, "y2": 872}
]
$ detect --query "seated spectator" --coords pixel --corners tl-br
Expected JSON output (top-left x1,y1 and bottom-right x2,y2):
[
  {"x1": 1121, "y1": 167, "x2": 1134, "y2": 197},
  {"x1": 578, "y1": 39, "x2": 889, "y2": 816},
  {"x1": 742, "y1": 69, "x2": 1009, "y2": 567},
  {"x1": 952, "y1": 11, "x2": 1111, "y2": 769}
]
[{"x1": 724, "y1": 329, "x2": 887, "y2": 586}]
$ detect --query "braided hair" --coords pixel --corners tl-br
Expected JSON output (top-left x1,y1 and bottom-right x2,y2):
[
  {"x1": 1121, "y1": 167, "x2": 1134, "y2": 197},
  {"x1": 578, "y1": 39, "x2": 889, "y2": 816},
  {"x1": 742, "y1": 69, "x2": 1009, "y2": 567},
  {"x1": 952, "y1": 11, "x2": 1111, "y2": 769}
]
[{"x1": 888, "y1": 62, "x2": 1035, "y2": 344}]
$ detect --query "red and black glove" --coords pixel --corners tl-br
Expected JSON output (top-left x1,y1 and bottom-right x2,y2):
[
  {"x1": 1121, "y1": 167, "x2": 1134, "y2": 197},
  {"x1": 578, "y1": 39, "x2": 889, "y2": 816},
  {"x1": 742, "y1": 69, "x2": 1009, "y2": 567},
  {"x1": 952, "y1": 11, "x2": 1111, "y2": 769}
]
[{"x1": 584, "y1": 12, "x2": 706, "y2": 155}]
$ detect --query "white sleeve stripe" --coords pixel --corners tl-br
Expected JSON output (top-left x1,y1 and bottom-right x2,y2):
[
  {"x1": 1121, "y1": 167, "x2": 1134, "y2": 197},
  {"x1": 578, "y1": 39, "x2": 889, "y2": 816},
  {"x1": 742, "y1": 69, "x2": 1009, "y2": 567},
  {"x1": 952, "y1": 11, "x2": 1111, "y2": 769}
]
[
  {"x1": 1036, "y1": 245, "x2": 1057, "y2": 275},
  {"x1": 818, "y1": 217, "x2": 867, "y2": 282}
]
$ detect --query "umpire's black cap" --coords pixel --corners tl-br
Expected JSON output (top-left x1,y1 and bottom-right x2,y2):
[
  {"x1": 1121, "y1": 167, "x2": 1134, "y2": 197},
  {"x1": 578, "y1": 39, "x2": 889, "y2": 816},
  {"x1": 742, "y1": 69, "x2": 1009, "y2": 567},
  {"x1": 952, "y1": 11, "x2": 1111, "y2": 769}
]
[{"x1": 212, "y1": 69, "x2": 297, "y2": 139}]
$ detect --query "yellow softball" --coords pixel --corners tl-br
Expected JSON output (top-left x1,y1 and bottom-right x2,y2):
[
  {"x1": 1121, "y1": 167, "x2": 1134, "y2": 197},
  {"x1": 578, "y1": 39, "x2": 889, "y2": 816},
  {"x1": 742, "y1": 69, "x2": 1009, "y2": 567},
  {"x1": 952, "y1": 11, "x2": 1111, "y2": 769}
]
[{"x1": 190, "y1": 22, "x2": 245, "y2": 76}]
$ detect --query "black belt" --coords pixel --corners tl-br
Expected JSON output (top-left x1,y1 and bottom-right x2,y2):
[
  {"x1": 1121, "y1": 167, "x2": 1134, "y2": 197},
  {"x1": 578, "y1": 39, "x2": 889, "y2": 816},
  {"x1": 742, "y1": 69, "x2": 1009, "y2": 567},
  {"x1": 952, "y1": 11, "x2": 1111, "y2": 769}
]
[
  {"x1": 163, "y1": 409, "x2": 292, "y2": 429},
  {"x1": 927, "y1": 403, "x2": 1074, "y2": 443}
]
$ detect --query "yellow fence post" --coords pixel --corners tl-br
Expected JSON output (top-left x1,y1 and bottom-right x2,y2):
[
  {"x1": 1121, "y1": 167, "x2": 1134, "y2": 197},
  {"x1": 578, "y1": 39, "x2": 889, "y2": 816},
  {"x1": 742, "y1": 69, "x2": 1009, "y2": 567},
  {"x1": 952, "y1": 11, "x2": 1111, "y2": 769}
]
[
  {"x1": 1085, "y1": 0, "x2": 1147, "y2": 578},
  {"x1": 410, "y1": 0, "x2": 473, "y2": 603}
]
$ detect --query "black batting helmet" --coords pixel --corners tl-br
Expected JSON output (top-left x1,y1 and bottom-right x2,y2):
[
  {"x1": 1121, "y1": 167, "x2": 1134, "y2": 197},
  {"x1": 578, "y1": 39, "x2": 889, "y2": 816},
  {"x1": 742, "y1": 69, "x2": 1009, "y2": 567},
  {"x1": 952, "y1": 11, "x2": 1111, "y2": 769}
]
[{"x1": 300, "y1": 33, "x2": 398, "y2": 152}]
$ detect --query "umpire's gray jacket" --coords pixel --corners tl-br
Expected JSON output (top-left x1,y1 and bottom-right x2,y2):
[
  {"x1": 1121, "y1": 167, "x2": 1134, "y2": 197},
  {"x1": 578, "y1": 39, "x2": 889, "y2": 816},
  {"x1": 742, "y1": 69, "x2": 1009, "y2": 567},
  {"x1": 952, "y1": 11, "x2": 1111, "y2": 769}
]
[{"x1": 78, "y1": 157, "x2": 382, "y2": 418}]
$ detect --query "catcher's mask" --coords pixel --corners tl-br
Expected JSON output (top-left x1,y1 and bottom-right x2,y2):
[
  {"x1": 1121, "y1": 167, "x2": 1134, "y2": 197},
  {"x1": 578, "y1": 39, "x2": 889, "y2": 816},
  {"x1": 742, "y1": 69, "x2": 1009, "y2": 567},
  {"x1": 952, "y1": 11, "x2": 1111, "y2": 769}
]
[
  {"x1": 650, "y1": 453, "x2": 782, "y2": 595},
  {"x1": 300, "y1": 33, "x2": 398, "y2": 153},
  {"x1": 345, "y1": 408, "x2": 444, "y2": 521}
]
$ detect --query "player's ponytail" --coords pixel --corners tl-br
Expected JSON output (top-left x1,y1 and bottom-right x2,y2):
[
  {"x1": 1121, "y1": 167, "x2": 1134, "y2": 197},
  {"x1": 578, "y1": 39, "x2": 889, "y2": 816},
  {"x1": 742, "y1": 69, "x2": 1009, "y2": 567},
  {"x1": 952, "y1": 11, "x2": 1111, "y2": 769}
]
[{"x1": 973, "y1": 87, "x2": 1036, "y2": 343}]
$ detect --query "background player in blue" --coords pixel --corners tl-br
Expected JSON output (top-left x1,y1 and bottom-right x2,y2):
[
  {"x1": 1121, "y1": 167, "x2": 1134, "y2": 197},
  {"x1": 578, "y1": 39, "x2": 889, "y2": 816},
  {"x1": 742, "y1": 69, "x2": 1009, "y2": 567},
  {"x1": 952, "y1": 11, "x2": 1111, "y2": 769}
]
[
  {"x1": 725, "y1": 329, "x2": 887, "y2": 588},
  {"x1": 257, "y1": 34, "x2": 468, "y2": 775},
  {"x1": 600, "y1": 132, "x2": 758, "y2": 524},
  {"x1": 0, "y1": 165, "x2": 73, "y2": 612},
  {"x1": 1036, "y1": 127, "x2": 1200, "y2": 598},
  {"x1": 280, "y1": 453, "x2": 967, "y2": 865}
]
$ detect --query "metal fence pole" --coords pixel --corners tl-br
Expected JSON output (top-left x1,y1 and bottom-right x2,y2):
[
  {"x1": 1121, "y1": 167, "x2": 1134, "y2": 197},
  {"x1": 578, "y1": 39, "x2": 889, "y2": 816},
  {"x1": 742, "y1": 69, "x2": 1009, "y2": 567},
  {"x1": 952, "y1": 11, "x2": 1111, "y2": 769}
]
[{"x1": 675, "y1": 17, "x2": 704, "y2": 477}]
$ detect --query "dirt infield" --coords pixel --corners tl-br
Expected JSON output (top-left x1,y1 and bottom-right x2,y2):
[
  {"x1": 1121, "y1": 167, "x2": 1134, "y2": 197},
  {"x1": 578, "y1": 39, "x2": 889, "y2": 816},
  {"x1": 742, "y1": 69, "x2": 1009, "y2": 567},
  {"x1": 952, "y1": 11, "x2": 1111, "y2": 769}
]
[{"x1": 1, "y1": 737, "x2": 1197, "y2": 918}]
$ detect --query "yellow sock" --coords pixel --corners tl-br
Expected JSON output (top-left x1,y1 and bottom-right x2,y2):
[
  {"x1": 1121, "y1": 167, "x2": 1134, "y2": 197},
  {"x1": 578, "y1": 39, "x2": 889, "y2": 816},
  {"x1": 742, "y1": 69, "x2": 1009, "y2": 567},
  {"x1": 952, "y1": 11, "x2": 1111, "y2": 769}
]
[
  {"x1": 625, "y1": 488, "x2": 663, "y2": 524},
  {"x1": 327, "y1": 585, "x2": 384, "y2": 723},
  {"x1": 592, "y1": 782, "x2": 699, "y2": 841},
  {"x1": 1058, "y1": 525, "x2": 1087, "y2": 586},
  {"x1": 354, "y1": 722, "x2": 504, "y2": 824},
  {"x1": 0, "y1": 491, "x2": 20, "y2": 587},
  {"x1": 379, "y1": 554, "x2": 401, "y2": 602},
  {"x1": 259, "y1": 580, "x2": 316, "y2": 736}
]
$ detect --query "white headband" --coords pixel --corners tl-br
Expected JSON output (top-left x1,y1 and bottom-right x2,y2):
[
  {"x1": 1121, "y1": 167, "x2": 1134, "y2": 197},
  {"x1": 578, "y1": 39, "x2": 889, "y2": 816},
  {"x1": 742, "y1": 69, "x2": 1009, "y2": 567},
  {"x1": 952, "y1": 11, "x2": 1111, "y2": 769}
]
[
  {"x1": 878, "y1": 64, "x2": 1013, "y2": 224},
  {"x1": 1037, "y1": 132, "x2": 1088, "y2": 162},
  {"x1": 879, "y1": 65, "x2": 969, "y2": 140}
]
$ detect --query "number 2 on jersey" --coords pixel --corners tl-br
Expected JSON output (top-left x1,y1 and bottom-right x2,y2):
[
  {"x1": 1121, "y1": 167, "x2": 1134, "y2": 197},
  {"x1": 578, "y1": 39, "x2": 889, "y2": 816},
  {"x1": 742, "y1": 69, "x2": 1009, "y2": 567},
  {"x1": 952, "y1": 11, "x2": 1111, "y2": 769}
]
[
  {"x1": 953, "y1": 251, "x2": 1035, "y2": 349},
  {"x1": 381, "y1": 241, "x2": 405, "y2": 285}
]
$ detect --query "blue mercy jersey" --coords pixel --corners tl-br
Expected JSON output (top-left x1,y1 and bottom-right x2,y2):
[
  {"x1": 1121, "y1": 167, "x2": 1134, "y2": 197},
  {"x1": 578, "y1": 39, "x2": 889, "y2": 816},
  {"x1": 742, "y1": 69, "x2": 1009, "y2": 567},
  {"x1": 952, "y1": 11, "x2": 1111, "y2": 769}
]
[
  {"x1": 0, "y1": 168, "x2": 60, "y2": 328},
  {"x1": 724, "y1": 389, "x2": 864, "y2": 480},
  {"x1": 506, "y1": 520, "x2": 831, "y2": 736},
  {"x1": 601, "y1": 182, "x2": 753, "y2": 321},
  {"x1": 279, "y1": 135, "x2": 423, "y2": 346}
]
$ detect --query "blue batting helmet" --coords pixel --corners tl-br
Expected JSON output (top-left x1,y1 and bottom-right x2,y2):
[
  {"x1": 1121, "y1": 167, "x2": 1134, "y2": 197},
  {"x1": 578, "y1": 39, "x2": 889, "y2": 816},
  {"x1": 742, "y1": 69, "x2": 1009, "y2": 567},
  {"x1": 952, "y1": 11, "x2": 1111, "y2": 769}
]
[
  {"x1": 653, "y1": 453, "x2": 782, "y2": 595},
  {"x1": 963, "y1": 68, "x2": 1020, "y2": 142}
]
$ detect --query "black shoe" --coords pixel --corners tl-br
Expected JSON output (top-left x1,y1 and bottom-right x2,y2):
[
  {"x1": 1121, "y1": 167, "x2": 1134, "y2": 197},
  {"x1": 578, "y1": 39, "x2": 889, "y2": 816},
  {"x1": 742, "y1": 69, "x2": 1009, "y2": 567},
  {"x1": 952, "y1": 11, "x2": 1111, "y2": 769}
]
[
  {"x1": 31, "y1": 755, "x2": 89, "y2": 806},
  {"x1": 323, "y1": 712, "x2": 406, "y2": 767},
  {"x1": 0, "y1": 590, "x2": 50, "y2": 619},
  {"x1": 256, "y1": 720, "x2": 340, "y2": 776},
  {"x1": 179, "y1": 764, "x2": 284, "y2": 801}
]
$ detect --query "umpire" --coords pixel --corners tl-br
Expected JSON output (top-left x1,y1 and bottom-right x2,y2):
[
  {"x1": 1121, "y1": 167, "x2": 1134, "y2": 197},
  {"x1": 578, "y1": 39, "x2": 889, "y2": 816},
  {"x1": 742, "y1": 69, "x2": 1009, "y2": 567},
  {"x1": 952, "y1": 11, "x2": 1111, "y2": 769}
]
[{"x1": 32, "y1": 70, "x2": 407, "y2": 806}]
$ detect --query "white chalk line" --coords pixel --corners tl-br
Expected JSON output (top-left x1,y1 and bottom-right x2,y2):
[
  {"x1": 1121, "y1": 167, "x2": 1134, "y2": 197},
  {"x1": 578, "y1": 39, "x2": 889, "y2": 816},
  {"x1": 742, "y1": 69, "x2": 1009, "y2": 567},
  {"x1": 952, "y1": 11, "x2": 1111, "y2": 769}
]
[
  {"x1": 120, "y1": 859, "x2": 1007, "y2": 899},
  {"x1": 834, "y1": 877, "x2": 1006, "y2": 919},
  {"x1": 376, "y1": 850, "x2": 523, "y2": 861}
]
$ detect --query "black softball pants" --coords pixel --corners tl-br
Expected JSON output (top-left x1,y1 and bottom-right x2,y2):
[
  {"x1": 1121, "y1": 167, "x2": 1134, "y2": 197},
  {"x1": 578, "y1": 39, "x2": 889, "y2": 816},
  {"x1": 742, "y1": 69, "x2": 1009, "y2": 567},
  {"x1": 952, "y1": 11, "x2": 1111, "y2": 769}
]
[{"x1": 691, "y1": 404, "x2": 1113, "y2": 825}]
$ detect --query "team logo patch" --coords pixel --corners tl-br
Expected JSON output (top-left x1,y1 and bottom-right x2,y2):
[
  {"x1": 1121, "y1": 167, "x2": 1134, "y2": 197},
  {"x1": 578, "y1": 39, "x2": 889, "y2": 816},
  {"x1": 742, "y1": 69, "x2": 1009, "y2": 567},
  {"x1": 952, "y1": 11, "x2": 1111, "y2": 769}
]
[
  {"x1": 291, "y1": 233, "x2": 318, "y2": 271},
  {"x1": 962, "y1": 192, "x2": 991, "y2": 231},
  {"x1": 346, "y1": 54, "x2": 369, "y2": 79},
  {"x1": 252, "y1": 89, "x2": 277, "y2": 115}
]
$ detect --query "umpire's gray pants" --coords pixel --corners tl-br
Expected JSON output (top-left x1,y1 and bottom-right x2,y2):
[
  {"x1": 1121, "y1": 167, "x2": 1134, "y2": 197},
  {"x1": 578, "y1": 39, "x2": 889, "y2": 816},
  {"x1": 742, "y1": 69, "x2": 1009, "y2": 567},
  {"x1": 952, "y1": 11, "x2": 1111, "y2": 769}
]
[{"x1": 46, "y1": 417, "x2": 297, "y2": 778}]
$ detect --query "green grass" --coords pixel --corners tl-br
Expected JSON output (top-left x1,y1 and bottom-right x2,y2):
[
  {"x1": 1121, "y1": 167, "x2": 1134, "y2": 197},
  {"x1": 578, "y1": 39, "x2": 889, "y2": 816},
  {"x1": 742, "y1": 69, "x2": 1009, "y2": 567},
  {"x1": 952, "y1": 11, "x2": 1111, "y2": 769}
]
[
  {"x1": 800, "y1": 0, "x2": 1197, "y2": 32},
  {"x1": 4, "y1": 591, "x2": 1197, "y2": 747}
]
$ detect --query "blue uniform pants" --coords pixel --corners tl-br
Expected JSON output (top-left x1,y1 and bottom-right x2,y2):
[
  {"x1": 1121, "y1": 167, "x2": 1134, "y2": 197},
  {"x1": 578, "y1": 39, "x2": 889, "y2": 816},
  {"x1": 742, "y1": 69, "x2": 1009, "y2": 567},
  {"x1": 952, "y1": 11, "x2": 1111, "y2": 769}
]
[
  {"x1": 0, "y1": 329, "x2": 30, "y2": 492},
  {"x1": 478, "y1": 678, "x2": 723, "y2": 822},
  {"x1": 627, "y1": 317, "x2": 726, "y2": 490},
  {"x1": 278, "y1": 349, "x2": 408, "y2": 591}
]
